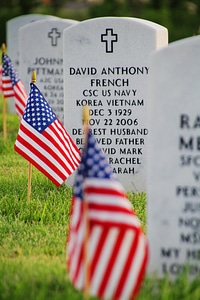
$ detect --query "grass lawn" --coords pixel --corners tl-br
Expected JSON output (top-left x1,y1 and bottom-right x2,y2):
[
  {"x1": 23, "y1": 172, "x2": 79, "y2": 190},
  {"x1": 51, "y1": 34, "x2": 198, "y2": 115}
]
[{"x1": 1, "y1": 99, "x2": 200, "y2": 299}]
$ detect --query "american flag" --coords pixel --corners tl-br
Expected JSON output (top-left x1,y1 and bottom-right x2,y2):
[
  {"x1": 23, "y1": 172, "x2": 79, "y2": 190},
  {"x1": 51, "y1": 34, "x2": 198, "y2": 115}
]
[
  {"x1": 14, "y1": 83, "x2": 81, "y2": 187},
  {"x1": 67, "y1": 130, "x2": 148, "y2": 300},
  {"x1": 0, "y1": 64, "x2": 2, "y2": 93},
  {"x1": 2, "y1": 53, "x2": 27, "y2": 119}
]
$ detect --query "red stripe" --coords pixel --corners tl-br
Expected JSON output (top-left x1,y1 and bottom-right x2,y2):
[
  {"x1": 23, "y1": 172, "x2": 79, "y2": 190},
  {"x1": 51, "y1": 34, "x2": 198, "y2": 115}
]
[
  {"x1": 98, "y1": 229, "x2": 125, "y2": 298},
  {"x1": 63, "y1": 129, "x2": 81, "y2": 166},
  {"x1": 89, "y1": 202, "x2": 134, "y2": 214},
  {"x1": 90, "y1": 220, "x2": 138, "y2": 230},
  {"x1": 2, "y1": 79, "x2": 12, "y2": 84},
  {"x1": 2, "y1": 85, "x2": 14, "y2": 97},
  {"x1": 14, "y1": 84, "x2": 27, "y2": 118},
  {"x1": 3, "y1": 92, "x2": 14, "y2": 98},
  {"x1": 2, "y1": 79, "x2": 12, "y2": 85},
  {"x1": 15, "y1": 103, "x2": 23, "y2": 119}
]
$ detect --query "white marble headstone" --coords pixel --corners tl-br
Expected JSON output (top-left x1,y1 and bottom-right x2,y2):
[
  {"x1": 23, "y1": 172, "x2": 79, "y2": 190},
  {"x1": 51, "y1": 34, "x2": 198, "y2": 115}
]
[
  {"x1": 63, "y1": 17, "x2": 168, "y2": 192},
  {"x1": 19, "y1": 18, "x2": 78, "y2": 124},
  {"x1": 147, "y1": 35, "x2": 200, "y2": 278},
  {"x1": 6, "y1": 14, "x2": 58, "y2": 113}
]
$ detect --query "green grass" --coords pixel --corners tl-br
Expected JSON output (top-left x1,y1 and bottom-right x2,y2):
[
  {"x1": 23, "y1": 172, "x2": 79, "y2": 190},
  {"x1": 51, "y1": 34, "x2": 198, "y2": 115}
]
[{"x1": 1, "y1": 98, "x2": 200, "y2": 299}]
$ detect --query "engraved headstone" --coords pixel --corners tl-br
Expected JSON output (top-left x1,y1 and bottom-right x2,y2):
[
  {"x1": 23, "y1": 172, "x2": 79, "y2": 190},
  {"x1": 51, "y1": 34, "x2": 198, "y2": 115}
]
[
  {"x1": 6, "y1": 14, "x2": 58, "y2": 113},
  {"x1": 19, "y1": 18, "x2": 78, "y2": 124},
  {"x1": 63, "y1": 17, "x2": 168, "y2": 191},
  {"x1": 147, "y1": 35, "x2": 200, "y2": 278}
]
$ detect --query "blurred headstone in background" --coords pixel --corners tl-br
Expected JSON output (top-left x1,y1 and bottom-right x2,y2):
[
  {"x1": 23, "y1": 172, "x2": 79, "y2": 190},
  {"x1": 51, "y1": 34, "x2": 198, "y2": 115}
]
[
  {"x1": 147, "y1": 35, "x2": 200, "y2": 279},
  {"x1": 19, "y1": 18, "x2": 78, "y2": 124},
  {"x1": 6, "y1": 14, "x2": 58, "y2": 113}
]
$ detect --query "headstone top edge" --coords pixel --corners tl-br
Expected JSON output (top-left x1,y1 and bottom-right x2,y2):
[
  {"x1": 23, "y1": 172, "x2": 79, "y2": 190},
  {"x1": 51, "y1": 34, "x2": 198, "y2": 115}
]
[
  {"x1": 7, "y1": 14, "x2": 59, "y2": 25},
  {"x1": 63, "y1": 16, "x2": 168, "y2": 31},
  {"x1": 64, "y1": 17, "x2": 168, "y2": 34},
  {"x1": 150, "y1": 34, "x2": 200, "y2": 60},
  {"x1": 18, "y1": 17, "x2": 78, "y2": 31}
]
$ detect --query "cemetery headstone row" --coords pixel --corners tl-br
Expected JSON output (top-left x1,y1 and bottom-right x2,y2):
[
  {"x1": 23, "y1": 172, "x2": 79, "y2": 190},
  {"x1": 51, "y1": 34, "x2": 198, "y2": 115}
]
[{"x1": 7, "y1": 13, "x2": 200, "y2": 280}]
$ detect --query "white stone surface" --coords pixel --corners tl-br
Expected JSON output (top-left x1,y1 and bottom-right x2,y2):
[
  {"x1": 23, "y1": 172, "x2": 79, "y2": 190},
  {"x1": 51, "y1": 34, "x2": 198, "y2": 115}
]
[
  {"x1": 147, "y1": 35, "x2": 200, "y2": 278},
  {"x1": 63, "y1": 17, "x2": 168, "y2": 192}
]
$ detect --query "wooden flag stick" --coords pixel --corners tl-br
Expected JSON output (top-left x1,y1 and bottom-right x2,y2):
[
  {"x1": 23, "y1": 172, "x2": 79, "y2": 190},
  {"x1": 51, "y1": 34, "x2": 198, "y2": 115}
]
[
  {"x1": 83, "y1": 105, "x2": 90, "y2": 299},
  {"x1": 27, "y1": 70, "x2": 36, "y2": 203},
  {"x1": 27, "y1": 162, "x2": 32, "y2": 203},
  {"x1": 2, "y1": 43, "x2": 7, "y2": 141}
]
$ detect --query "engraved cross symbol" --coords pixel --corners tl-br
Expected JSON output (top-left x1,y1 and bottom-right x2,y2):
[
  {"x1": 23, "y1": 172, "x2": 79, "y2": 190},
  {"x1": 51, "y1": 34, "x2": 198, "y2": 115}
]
[
  {"x1": 101, "y1": 28, "x2": 118, "y2": 53},
  {"x1": 48, "y1": 28, "x2": 61, "y2": 46}
]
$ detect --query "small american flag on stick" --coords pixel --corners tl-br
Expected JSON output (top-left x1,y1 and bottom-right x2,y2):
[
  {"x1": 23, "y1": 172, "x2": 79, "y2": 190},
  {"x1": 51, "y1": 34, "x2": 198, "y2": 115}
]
[
  {"x1": 2, "y1": 52, "x2": 27, "y2": 119},
  {"x1": 14, "y1": 82, "x2": 81, "y2": 187},
  {"x1": 0, "y1": 64, "x2": 2, "y2": 94},
  {"x1": 67, "y1": 130, "x2": 148, "y2": 300}
]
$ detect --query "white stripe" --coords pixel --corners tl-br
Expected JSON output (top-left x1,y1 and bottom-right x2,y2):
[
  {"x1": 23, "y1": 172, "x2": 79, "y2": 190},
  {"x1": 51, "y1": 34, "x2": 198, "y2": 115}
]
[
  {"x1": 67, "y1": 201, "x2": 81, "y2": 257},
  {"x1": 87, "y1": 193, "x2": 134, "y2": 210},
  {"x1": 104, "y1": 230, "x2": 136, "y2": 299},
  {"x1": 3, "y1": 91, "x2": 14, "y2": 97},
  {"x1": 85, "y1": 178, "x2": 125, "y2": 192},
  {"x1": 15, "y1": 140, "x2": 63, "y2": 184},
  {"x1": 69, "y1": 198, "x2": 82, "y2": 229},
  {"x1": 120, "y1": 234, "x2": 146, "y2": 299},
  {"x1": 90, "y1": 227, "x2": 119, "y2": 295},
  {"x1": 88, "y1": 226, "x2": 103, "y2": 295},
  {"x1": 89, "y1": 209, "x2": 141, "y2": 227},
  {"x1": 2, "y1": 83, "x2": 12, "y2": 89},
  {"x1": 89, "y1": 226, "x2": 102, "y2": 263},
  {"x1": 69, "y1": 225, "x2": 84, "y2": 287}
]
